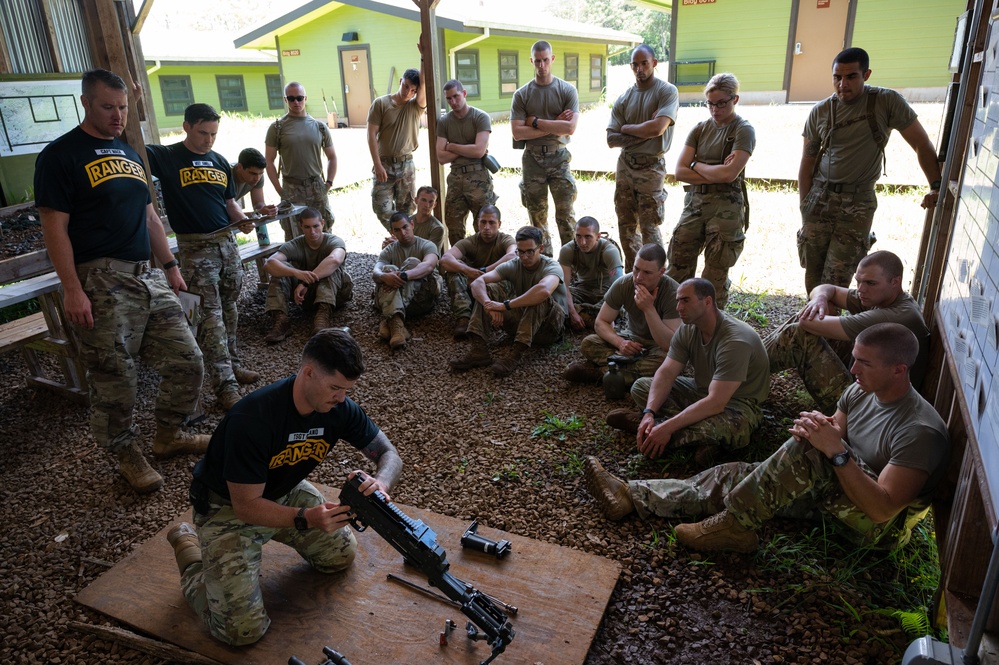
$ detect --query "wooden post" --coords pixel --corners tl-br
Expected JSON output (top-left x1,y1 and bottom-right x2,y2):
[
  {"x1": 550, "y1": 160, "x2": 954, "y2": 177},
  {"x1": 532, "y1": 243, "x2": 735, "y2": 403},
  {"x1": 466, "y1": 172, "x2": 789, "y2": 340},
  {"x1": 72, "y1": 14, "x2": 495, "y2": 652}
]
[{"x1": 416, "y1": 0, "x2": 446, "y2": 225}]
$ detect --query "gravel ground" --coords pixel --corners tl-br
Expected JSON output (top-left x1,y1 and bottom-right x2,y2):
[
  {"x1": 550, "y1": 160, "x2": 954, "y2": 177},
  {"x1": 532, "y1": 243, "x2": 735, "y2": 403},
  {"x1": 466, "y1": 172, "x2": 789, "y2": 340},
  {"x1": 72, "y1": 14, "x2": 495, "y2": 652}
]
[{"x1": 0, "y1": 211, "x2": 929, "y2": 664}]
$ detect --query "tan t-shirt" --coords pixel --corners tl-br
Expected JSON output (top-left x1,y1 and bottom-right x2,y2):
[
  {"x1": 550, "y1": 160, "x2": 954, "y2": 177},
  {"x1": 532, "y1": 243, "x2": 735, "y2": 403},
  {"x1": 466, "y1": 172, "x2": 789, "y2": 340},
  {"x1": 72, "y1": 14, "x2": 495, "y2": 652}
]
[
  {"x1": 452, "y1": 232, "x2": 515, "y2": 268},
  {"x1": 438, "y1": 106, "x2": 492, "y2": 167},
  {"x1": 277, "y1": 233, "x2": 345, "y2": 271},
  {"x1": 413, "y1": 215, "x2": 446, "y2": 255},
  {"x1": 803, "y1": 85, "x2": 917, "y2": 185},
  {"x1": 264, "y1": 114, "x2": 332, "y2": 181},
  {"x1": 495, "y1": 254, "x2": 567, "y2": 313},
  {"x1": 558, "y1": 238, "x2": 623, "y2": 293},
  {"x1": 608, "y1": 77, "x2": 679, "y2": 156},
  {"x1": 510, "y1": 77, "x2": 579, "y2": 147},
  {"x1": 603, "y1": 274, "x2": 679, "y2": 347},
  {"x1": 685, "y1": 116, "x2": 755, "y2": 180},
  {"x1": 367, "y1": 94, "x2": 423, "y2": 158},
  {"x1": 842, "y1": 289, "x2": 930, "y2": 386},
  {"x1": 376, "y1": 236, "x2": 438, "y2": 268}
]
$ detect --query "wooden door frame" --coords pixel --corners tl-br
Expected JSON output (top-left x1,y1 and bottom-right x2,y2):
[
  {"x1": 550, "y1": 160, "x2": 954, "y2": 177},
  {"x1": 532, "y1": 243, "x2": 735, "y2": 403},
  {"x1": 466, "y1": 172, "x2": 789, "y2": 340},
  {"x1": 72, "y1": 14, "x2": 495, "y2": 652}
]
[
  {"x1": 783, "y1": 0, "x2": 860, "y2": 103},
  {"x1": 337, "y1": 44, "x2": 374, "y2": 127}
]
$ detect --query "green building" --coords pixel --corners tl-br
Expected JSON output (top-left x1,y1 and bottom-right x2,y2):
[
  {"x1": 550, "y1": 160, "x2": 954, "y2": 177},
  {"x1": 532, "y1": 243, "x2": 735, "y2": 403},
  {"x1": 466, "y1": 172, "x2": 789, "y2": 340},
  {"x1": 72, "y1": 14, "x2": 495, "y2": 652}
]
[{"x1": 235, "y1": 0, "x2": 641, "y2": 125}]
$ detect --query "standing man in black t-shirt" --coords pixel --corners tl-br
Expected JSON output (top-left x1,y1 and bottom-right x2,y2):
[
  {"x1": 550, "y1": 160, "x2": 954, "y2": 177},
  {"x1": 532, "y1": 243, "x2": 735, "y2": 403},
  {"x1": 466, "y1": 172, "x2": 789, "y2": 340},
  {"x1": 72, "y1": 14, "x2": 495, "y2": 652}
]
[
  {"x1": 166, "y1": 329, "x2": 403, "y2": 646},
  {"x1": 35, "y1": 69, "x2": 207, "y2": 495},
  {"x1": 146, "y1": 104, "x2": 258, "y2": 411}
]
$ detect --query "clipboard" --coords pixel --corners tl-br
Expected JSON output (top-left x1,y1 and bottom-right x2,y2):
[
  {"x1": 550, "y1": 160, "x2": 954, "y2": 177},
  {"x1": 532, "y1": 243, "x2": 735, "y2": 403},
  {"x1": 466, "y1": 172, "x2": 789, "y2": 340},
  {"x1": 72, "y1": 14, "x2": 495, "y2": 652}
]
[{"x1": 177, "y1": 290, "x2": 203, "y2": 330}]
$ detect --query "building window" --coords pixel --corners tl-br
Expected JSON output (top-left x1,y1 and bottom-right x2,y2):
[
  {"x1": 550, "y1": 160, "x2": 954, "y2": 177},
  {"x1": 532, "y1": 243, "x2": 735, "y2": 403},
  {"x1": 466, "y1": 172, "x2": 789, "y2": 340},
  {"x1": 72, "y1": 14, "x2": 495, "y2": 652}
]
[
  {"x1": 564, "y1": 54, "x2": 579, "y2": 88},
  {"x1": 265, "y1": 74, "x2": 284, "y2": 110},
  {"x1": 499, "y1": 51, "x2": 518, "y2": 97},
  {"x1": 456, "y1": 50, "x2": 480, "y2": 98},
  {"x1": 160, "y1": 76, "x2": 193, "y2": 116},
  {"x1": 216, "y1": 75, "x2": 247, "y2": 112},
  {"x1": 0, "y1": 0, "x2": 93, "y2": 74},
  {"x1": 590, "y1": 54, "x2": 603, "y2": 92}
]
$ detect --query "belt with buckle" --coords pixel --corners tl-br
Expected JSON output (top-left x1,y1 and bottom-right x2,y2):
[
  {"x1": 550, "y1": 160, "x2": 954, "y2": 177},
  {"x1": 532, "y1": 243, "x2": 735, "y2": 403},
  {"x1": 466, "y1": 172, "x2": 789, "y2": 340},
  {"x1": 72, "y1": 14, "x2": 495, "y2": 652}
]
[
  {"x1": 176, "y1": 229, "x2": 235, "y2": 243},
  {"x1": 282, "y1": 174, "x2": 322, "y2": 187},
  {"x1": 683, "y1": 183, "x2": 740, "y2": 194},
  {"x1": 380, "y1": 153, "x2": 413, "y2": 164},
  {"x1": 77, "y1": 257, "x2": 150, "y2": 275},
  {"x1": 527, "y1": 143, "x2": 563, "y2": 154},
  {"x1": 623, "y1": 153, "x2": 662, "y2": 168},
  {"x1": 819, "y1": 181, "x2": 876, "y2": 194},
  {"x1": 455, "y1": 163, "x2": 485, "y2": 174}
]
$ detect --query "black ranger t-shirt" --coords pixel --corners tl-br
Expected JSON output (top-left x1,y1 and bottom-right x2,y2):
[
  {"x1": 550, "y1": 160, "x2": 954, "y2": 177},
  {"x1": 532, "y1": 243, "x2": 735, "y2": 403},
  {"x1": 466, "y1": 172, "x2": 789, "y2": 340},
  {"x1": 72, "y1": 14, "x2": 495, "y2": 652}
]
[
  {"x1": 145, "y1": 142, "x2": 235, "y2": 234},
  {"x1": 33, "y1": 126, "x2": 152, "y2": 264},
  {"x1": 195, "y1": 376, "x2": 380, "y2": 501}
]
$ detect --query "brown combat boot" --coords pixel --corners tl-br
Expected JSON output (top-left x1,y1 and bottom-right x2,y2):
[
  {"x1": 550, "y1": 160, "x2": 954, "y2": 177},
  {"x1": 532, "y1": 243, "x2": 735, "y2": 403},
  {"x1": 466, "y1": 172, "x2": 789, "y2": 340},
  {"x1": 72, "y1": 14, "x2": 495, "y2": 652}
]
[
  {"x1": 491, "y1": 342, "x2": 529, "y2": 377},
  {"x1": 674, "y1": 510, "x2": 760, "y2": 553},
  {"x1": 605, "y1": 408, "x2": 644, "y2": 434},
  {"x1": 264, "y1": 311, "x2": 291, "y2": 344},
  {"x1": 117, "y1": 443, "x2": 163, "y2": 494},
  {"x1": 453, "y1": 317, "x2": 470, "y2": 340},
  {"x1": 449, "y1": 336, "x2": 492, "y2": 371},
  {"x1": 152, "y1": 426, "x2": 211, "y2": 459},
  {"x1": 312, "y1": 303, "x2": 333, "y2": 336},
  {"x1": 217, "y1": 386, "x2": 242, "y2": 412},
  {"x1": 378, "y1": 317, "x2": 390, "y2": 340},
  {"x1": 232, "y1": 365, "x2": 260, "y2": 384},
  {"x1": 388, "y1": 313, "x2": 409, "y2": 350},
  {"x1": 563, "y1": 360, "x2": 603, "y2": 384},
  {"x1": 584, "y1": 456, "x2": 635, "y2": 521},
  {"x1": 167, "y1": 522, "x2": 202, "y2": 572}
]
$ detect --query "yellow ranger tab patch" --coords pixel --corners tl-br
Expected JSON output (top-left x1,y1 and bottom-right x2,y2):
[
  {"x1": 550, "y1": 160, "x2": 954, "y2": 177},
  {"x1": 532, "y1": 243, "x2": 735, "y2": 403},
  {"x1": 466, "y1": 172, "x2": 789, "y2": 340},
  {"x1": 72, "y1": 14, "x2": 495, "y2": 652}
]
[
  {"x1": 269, "y1": 438, "x2": 331, "y2": 469},
  {"x1": 85, "y1": 156, "x2": 147, "y2": 188},
  {"x1": 179, "y1": 166, "x2": 228, "y2": 188}
]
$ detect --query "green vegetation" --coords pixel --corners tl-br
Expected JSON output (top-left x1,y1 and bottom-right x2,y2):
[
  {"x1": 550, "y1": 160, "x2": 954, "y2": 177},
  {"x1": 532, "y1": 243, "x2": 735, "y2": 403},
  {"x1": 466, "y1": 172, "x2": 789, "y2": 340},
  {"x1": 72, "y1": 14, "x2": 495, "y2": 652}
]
[{"x1": 531, "y1": 411, "x2": 585, "y2": 441}]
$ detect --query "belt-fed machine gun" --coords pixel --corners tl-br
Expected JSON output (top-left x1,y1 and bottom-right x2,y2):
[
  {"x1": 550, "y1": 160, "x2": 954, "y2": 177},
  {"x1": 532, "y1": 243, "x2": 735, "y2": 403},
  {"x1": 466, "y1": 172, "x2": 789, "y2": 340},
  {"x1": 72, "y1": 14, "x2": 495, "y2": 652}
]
[{"x1": 339, "y1": 473, "x2": 515, "y2": 665}]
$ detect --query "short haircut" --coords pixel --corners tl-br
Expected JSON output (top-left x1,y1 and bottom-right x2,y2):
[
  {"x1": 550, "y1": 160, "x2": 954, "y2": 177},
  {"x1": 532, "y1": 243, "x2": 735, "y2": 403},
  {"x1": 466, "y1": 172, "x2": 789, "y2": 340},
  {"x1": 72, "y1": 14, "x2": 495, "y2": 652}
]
[
  {"x1": 299, "y1": 207, "x2": 322, "y2": 221},
  {"x1": 856, "y1": 322, "x2": 918, "y2": 369},
  {"x1": 416, "y1": 185, "x2": 438, "y2": 199},
  {"x1": 185, "y1": 103, "x2": 220, "y2": 125},
  {"x1": 82, "y1": 69, "x2": 126, "y2": 99},
  {"x1": 478, "y1": 204, "x2": 501, "y2": 221},
  {"x1": 443, "y1": 79, "x2": 464, "y2": 93},
  {"x1": 302, "y1": 328, "x2": 365, "y2": 380},
  {"x1": 636, "y1": 243, "x2": 667, "y2": 267},
  {"x1": 576, "y1": 216, "x2": 600, "y2": 233},
  {"x1": 683, "y1": 277, "x2": 716, "y2": 302},
  {"x1": 705, "y1": 73, "x2": 739, "y2": 98},
  {"x1": 402, "y1": 68, "x2": 421, "y2": 88},
  {"x1": 531, "y1": 40, "x2": 552, "y2": 55},
  {"x1": 285, "y1": 81, "x2": 304, "y2": 94},
  {"x1": 515, "y1": 225, "x2": 543, "y2": 245},
  {"x1": 858, "y1": 250, "x2": 903, "y2": 281},
  {"x1": 238, "y1": 147, "x2": 266, "y2": 170},
  {"x1": 389, "y1": 211, "x2": 411, "y2": 228},
  {"x1": 833, "y1": 47, "x2": 870, "y2": 73},
  {"x1": 632, "y1": 44, "x2": 656, "y2": 60}
]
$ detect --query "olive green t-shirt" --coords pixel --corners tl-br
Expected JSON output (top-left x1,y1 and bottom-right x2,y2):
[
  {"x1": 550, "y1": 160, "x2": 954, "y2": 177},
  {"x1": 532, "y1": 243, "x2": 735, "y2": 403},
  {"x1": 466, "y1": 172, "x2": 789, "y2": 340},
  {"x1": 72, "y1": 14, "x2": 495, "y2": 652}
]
[
  {"x1": 685, "y1": 116, "x2": 755, "y2": 179},
  {"x1": 376, "y1": 236, "x2": 438, "y2": 268},
  {"x1": 667, "y1": 311, "x2": 770, "y2": 405},
  {"x1": 608, "y1": 77, "x2": 679, "y2": 156},
  {"x1": 842, "y1": 289, "x2": 930, "y2": 387},
  {"x1": 413, "y1": 215, "x2": 446, "y2": 255},
  {"x1": 510, "y1": 77, "x2": 579, "y2": 147},
  {"x1": 264, "y1": 114, "x2": 332, "y2": 181},
  {"x1": 437, "y1": 106, "x2": 492, "y2": 167},
  {"x1": 277, "y1": 233, "x2": 345, "y2": 271},
  {"x1": 495, "y1": 254, "x2": 567, "y2": 313},
  {"x1": 452, "y1": 232, "x2": 515, "y2": 268},
  {"x1": 367, "y1": 94, "x2": 423, "y2": 158},
  {"x1": 603, "y1": 274, "x2": 679, "y2": 346},
  {"x1": 558, "y1": 238, "x2": 624, "y2": 293}
]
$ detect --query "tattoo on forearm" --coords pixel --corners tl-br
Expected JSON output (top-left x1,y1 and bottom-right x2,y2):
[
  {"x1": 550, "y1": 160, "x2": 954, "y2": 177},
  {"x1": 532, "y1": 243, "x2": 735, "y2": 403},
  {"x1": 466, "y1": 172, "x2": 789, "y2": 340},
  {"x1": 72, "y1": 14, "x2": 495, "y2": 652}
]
[{"x1": 804, "y1": 141, "x2": 820, "y2": 158}]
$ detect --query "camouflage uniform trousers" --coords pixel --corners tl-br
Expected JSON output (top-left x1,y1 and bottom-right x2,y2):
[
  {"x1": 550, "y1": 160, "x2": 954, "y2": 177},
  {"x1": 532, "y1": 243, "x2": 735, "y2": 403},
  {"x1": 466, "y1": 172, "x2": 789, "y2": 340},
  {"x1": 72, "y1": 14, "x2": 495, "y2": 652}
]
[
  {"x1": 520, "y1": 146, "x2": 577, "y2": 255},
  {"x1": 467, "y1": 289, "x2": 565, "y2": 347},
  {"x1": 568, "y1": 283, "x2": 607, "y2": 316},
  {"x1": 281, "y1": 176, "x2": 335, "y2": 241},
  {"x1": 666, "y1": 188, "x2": 747, "y2": 310},
  {"x1": 628, "y1": 435, "x2": 924, "y2": 551},
  {"x1": 445, "y1": 167, "x2": 497, "y2": 246},
  {"x1": 372, "y1": 156, "x2": 416, "y2": 231},
  {"x1": 177, "y1": 234, "x2": 243, "y2": 396},
  {"x1": 72, "y1": 262, "x2": 203, "y2": 453},
  {"x1": 580, "y1": 332, "x2": 666, "y2": 385},
  {"x1": 181, "y1": 480, "x2": 357, "y2": 646},
  {"x1": 631, "y1": 376, "x2": 762, "y2": 452},
  {"x1": 764, "y1": 317, "x2": 853, "y2": 414},
  {"x1": 265, "y1": 268, "x2": 354, "y2": 315},
  {"x1": 375, "y1": 257, "x2": 442, "y2": 320},
  {"x1": 798, "y1": 185, "x2": 877, "y2": 294},
  {"x1": 614, "y1": 154, "x2": 667, "y2": 272},
  {"x1": 445, "y1": 271, "x2": 506, "y2": 320}
]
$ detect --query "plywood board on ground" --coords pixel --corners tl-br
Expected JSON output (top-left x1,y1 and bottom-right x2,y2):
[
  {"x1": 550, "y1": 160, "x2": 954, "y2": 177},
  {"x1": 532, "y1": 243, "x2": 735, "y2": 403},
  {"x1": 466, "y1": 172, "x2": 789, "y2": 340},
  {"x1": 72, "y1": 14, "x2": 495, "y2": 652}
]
[{"x1": 76, "y1": 484, "x2": 620, "y2": 665}]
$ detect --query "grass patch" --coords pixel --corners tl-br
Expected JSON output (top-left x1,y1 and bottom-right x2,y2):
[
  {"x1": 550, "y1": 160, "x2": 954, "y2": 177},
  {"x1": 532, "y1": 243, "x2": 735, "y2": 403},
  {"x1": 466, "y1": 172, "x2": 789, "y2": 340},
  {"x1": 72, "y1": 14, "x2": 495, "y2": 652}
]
[{"x1": 531, "y1": 411, "x2": 585, "y2": 441}]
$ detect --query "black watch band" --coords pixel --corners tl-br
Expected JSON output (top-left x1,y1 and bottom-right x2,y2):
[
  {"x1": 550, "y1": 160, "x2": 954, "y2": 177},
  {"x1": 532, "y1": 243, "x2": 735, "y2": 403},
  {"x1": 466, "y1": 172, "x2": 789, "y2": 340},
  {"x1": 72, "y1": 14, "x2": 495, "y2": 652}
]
[
  {"x1": 829, "y1": 451, "x2": 850, "y2": 467},
  {"x1": 400, "y1": 270, "x2": 409, "y2": 282},
  {"x1": 532, "y1": 117, "x2": 539, "y2": 129},
  {"x1": 641, "y1": 408, "x2": 655, "y2": 416},
  {"x1": 504, "y1": 299, "x2": 512, "y2": 310},
  {"x1": 162, "y1": 259, "x2": 179, "y2": 270},
  {"x1": 294, "y1": 506, "x2": 309, "y2": 531}
]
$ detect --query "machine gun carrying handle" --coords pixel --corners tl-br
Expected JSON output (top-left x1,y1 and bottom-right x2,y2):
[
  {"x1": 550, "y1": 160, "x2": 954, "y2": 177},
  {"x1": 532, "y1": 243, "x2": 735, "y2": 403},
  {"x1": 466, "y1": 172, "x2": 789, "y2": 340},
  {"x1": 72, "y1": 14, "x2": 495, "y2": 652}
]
[{"x1": 461, "y1": 520, "x2": 512, "y2": 559}]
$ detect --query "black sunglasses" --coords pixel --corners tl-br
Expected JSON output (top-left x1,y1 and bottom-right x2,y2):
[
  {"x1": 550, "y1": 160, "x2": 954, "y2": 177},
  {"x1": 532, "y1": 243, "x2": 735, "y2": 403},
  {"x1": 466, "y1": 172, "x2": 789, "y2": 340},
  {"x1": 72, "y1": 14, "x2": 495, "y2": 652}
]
[{"x1": 286, "y1": 95, "x2": 306, "y2": 102}]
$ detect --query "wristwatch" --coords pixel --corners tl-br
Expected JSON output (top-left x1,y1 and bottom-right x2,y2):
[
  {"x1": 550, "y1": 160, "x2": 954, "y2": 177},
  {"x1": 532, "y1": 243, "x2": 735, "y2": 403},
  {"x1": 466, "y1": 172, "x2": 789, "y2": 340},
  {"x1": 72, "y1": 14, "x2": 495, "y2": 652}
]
[
  {"x1": 504, "y1": 299, "x2": 512, "y2": 310},
  {"x1": 325, "y1": 179, "x2": 333, "y2": 187},
  {"x1": 162, "y1": 259, "x2": 179, "y2": 270},
  {"x1": 400, "y1": 270, "x2": 409, "y2": 282},
  {"x1": 294, "y1": 506, "x2": 309, "y2": 531},
  {"x1": 689, "y1": 160, "x2": 698, "y2": 171},
  {"x1": 829, "y1": 450, "x2": 851, "y2": 467},
  {"x1": 641, "y1": 408, "x2": 656, "y2": 416},
  {"x1": 532, "y1": 117, "x2": 539, "y2": 129}
]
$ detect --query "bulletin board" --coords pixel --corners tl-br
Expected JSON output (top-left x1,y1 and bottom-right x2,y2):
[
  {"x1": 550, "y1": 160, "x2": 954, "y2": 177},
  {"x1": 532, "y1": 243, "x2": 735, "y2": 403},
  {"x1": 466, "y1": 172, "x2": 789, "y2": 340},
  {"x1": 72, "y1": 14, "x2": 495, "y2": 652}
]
[{"x1": 937, "y1": 10, "x2": 999, "y2": 519}]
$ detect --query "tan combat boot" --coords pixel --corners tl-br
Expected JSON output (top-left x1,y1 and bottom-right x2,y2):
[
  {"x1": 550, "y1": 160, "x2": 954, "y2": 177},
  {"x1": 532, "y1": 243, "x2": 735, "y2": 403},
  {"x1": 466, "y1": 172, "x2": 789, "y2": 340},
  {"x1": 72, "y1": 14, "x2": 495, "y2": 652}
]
[
  {"x1": 491, "y1": 342, "x2": 528, "y2": 378},
  {"x1": 264, "y1": 311, "x2": 291, "y2": 344},
  {"x1": 217, "y1": 386, "x2": 241, "y2": 412},
  {"x1": 117, "y1": 443, "x2": 163, "y2": 494},
  {"x1": 232, "y1": 365, "x2": 260, "y2": 384},
  {"x1": 584, "y1": 456, "x2": 635, "y2": 521},
  {"x1": 378, "y1": 317, "x2": 390, "y2": 340},
  {"x1": 167, "y1": 522, "x2": 202, "y2": 572},
  {"x1": 312, "y1": 303, "x2": 334, "y2": 336},
  {"x1": 674, "y1": 510, "x2": 760, "y2": 553},
  {"x1": 449, "y1": 336, "x2": 492, "y2": 371},
  {"x1": 388, "y1": 313, "x2": 409, "y2": 350},
  {"x1": 152, "y1": 426, "x2": 211, "y2": 459}
]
